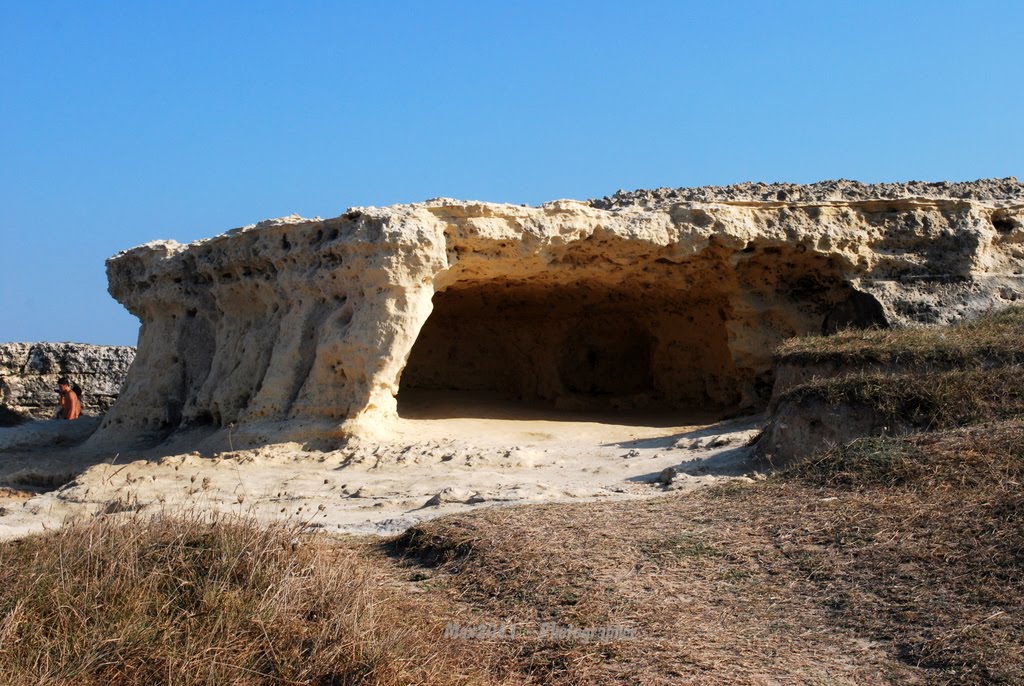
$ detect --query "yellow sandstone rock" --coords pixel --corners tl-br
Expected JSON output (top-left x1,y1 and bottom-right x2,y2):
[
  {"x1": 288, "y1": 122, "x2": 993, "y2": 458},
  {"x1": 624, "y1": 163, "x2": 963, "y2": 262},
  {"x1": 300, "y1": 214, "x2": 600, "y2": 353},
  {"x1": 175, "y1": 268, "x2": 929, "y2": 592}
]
[{"x1": 96, "y1": 180, "x2": 1024, "y2": 446}]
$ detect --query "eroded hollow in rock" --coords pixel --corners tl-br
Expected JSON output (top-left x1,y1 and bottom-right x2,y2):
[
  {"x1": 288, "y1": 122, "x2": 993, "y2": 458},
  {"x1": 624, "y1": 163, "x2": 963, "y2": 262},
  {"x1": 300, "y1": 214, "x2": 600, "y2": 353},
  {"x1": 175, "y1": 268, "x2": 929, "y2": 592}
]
[
  {"x1": 397, "y1": 240, "x2": 866, "y2": 421},
  {"x1": 398, "y1": 279, "x2": 740, "y2": 417}
]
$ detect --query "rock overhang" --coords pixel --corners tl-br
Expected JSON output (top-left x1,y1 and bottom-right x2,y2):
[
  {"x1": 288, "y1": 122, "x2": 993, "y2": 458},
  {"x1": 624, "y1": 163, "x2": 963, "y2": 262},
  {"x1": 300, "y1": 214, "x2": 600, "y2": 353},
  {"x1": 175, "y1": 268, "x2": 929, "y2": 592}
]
[{"x1": 95, "y1": 180, "x2": 1024, "y2": 447}]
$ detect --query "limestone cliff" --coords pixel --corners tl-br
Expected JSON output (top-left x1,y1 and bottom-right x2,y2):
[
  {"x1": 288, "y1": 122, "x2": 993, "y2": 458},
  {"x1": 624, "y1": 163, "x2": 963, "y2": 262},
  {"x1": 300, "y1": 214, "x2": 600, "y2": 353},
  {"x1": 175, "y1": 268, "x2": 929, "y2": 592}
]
[
  {"x1": 0, "y1": 343, "x2": 136, "y2": 423},
  {"x1": 97, "y1": 179, "x2": 1024, "y2": 444}
]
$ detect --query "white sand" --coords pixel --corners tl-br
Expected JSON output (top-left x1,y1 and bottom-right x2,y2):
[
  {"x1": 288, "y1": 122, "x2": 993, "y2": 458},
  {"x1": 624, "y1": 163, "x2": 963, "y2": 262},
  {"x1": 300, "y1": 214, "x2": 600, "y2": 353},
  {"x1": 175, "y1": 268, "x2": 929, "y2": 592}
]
[{"x1": 0, "y1": 396, "x2": 763, "y2": 540}]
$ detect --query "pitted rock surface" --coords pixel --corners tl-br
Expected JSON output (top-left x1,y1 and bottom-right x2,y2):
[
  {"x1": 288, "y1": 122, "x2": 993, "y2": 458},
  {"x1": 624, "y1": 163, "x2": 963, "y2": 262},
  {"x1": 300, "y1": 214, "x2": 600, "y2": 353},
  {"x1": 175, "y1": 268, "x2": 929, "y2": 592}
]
[
  {"x1": 589, "y1": 177, "x2": 1024, "y2": 208},
  {"x1": 97, "y1": 179, "x2": 1024, "y2": 446},
  {"x1": 0, "y1": 343, "x2": 135, "y2": 422}
]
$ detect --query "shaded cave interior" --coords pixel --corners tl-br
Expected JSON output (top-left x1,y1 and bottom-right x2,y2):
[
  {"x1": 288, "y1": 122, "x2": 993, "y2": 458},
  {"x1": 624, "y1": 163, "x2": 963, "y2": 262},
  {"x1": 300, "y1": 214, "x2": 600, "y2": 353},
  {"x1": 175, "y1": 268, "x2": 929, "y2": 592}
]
[{"x1": 397, "y1": 242, "x2": 881, "y2": 420}]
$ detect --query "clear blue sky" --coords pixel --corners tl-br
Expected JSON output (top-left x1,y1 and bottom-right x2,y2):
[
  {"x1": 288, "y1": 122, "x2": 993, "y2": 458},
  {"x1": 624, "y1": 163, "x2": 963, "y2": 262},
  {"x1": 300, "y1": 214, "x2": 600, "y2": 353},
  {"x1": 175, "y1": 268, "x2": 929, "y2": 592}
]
[{"x1": 2, "y1": 1, "x2": 1021, "y2": 346}]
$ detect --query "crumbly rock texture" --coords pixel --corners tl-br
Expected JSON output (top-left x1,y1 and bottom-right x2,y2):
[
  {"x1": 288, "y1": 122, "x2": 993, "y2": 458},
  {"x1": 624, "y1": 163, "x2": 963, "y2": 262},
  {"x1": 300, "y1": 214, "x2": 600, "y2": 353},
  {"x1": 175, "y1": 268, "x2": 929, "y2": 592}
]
[
  {"x1": 0, "y1": 343, "x2": 135, "y2": 423},
  {"x1": 98, "y1": 179, "x2": 1024, "y2": 445}
]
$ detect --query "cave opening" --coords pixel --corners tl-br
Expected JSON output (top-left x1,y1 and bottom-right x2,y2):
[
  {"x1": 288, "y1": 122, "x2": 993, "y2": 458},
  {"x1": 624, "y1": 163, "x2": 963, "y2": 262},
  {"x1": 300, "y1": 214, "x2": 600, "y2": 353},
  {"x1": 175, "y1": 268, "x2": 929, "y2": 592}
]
[{"x1": 397, "y1": 278, "x2": 741, "y2": 420}]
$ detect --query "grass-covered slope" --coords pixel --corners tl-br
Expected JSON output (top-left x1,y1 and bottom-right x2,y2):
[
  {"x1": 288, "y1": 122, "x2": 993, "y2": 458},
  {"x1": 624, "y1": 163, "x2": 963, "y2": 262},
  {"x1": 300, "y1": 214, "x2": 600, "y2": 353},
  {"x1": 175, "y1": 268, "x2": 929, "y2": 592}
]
[
  {"x1": 0, "y1": 515, "x2": 495, "y2": 686},
  {"x1": 760, "y1": 306, "x2": 1024, "y2": 463},
  {"x1": 774, "y1": 305, "x2": 1024, "y2": 368}
]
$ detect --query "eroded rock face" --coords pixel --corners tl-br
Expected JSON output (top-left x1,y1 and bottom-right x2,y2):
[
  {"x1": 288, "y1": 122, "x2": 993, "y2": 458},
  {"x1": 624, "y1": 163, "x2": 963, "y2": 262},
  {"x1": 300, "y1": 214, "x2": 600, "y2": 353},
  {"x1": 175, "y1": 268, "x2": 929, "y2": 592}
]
[
  {"x1": 0, "y1": 343, "x2": 136, "y2": 423},
  {"x1": 97, "y1": 179, "x2": 1024, "y2": 444}
]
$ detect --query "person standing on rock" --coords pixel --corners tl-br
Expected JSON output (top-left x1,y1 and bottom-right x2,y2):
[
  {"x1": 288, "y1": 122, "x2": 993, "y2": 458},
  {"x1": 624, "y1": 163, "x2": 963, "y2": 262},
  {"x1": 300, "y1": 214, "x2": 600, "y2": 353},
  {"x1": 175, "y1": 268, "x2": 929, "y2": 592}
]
[{"x1": 57, "y1": 377, "x2": 82, "y2": 420}]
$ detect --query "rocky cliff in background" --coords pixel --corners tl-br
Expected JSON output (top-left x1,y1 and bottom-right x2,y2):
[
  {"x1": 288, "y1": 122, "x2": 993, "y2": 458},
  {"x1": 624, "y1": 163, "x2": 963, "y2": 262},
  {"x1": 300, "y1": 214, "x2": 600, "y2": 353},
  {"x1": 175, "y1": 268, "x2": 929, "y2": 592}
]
[
  {"x1": 96, "y1": 178, "x2": 1024, "y2": 446},
  {"x1": 0, "y1": 343, "x2": 136, "y2": 424}
]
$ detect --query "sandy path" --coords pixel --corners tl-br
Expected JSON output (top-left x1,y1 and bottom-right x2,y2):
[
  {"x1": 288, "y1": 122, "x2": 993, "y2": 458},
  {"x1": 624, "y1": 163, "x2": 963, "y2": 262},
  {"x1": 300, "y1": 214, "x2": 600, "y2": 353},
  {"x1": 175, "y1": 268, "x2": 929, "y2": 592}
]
[{"x1": 0, "y1": 397, "x2": 763, "y2": 539}]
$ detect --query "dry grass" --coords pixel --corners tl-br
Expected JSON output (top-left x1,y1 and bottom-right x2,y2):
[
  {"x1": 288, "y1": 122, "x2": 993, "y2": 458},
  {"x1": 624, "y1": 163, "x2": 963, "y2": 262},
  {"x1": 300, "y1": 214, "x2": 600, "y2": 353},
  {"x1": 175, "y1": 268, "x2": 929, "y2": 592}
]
[
  {"x1": 771, "y1": 422, "x2": 1024, "y2": 684},
  {"x1": 0, "y1": 513, "x2": 501, "y2": 686},
  {"x1": 775, "y1": 305, "x2": 1024, "y2": 367},
  {"x1": 381, "y1": 421, "x2": 1024, "y2": 684},
  {"x1": 385, "y1": 498, "x2": 912, "y2": 685},
  {"x1": 777, "y1": 365, "x2": 1024, "y2": 432},
  {"x1": 785, "y1": 419, "x2": 1024, "y2": 490}
]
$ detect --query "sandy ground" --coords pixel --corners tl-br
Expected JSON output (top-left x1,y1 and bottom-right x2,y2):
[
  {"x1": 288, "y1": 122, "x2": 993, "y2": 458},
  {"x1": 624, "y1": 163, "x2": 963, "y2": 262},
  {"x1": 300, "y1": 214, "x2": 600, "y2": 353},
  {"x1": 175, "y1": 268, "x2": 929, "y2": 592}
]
[{"x1": 0, "y1": 393, "x2": 764, "y2": 540}]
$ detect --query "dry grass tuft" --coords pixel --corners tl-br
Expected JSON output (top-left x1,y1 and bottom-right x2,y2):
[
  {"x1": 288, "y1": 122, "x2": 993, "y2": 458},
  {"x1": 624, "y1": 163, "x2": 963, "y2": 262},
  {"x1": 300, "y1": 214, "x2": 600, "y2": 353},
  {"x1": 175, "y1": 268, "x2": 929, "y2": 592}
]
[
  {"x1": 0, "y1": 513, "x2": 497, "y2": 686},
  {"x1": 785, "y1": 420, "x2": 1024, "y2": 489},
  {"x1": 775, "y1": 304, "x2": 1024, "y2": 367},
  {"x1": 778, "y1": 365, "x2": 1024, "y2": 432}
]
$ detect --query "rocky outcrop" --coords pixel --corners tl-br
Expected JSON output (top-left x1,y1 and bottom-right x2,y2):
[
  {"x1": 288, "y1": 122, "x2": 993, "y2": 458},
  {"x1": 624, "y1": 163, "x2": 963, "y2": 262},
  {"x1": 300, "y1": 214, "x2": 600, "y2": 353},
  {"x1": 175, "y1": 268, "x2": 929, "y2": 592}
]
[
  {"x1": 590, "y1": 177, "x2": 1024, "y2": 208},
  {"x1": 97, "y1": 179, "x2": 1024, "y2": 445},
  {"x1": 0, "y1": 344, "x2": 136, "y2": 423}
]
